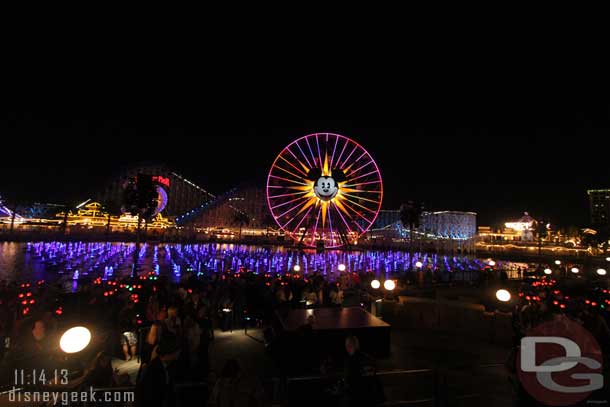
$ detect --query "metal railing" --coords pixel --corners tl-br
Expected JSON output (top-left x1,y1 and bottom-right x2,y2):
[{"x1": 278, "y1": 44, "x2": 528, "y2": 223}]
[{"x1": 276, "y1": 364, "x2": 507, "y2": 407}]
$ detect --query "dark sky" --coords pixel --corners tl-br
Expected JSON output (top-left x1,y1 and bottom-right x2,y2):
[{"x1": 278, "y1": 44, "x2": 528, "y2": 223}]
[{"x1": 1, "y1": 103, "x2": 609, "y2": 228}]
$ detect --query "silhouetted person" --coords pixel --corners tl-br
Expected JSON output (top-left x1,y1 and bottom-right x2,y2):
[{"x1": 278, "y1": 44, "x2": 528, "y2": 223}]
[
  {"x1": 136, "y1": 333, "x2": 181, "y2": 407},
  {"x1": 211, "y1": 359, "x2": 242, "y2": 407},
  {"x1": 342, "y1": 335, "x2": 383, "y2": 407}
]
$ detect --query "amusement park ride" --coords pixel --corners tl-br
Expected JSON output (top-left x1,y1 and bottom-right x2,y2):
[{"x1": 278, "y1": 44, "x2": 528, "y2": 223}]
[
  {"x1": 267, "y1": 133, "x2": 383, "y2": 249},
  {"x1": 2, "y1": 133, "x2": 383, "y2": 249}
]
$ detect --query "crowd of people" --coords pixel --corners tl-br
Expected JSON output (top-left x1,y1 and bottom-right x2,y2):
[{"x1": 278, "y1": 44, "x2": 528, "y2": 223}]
[
  {"x1": 0, "y1": 266, "x2": 390, "y2": 405},
  {"x1": 1, "y1": 261, "x2": 610, "y2": 405}
]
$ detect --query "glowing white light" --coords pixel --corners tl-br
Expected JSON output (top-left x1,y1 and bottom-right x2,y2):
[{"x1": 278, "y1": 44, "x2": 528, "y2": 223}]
[
  {"x1": 338, "y1": 264, "x2": 346, "y2": 272},
  {"x1": 415, "y1": 261, "x2": 423, "y2": 268},
  {"x1": 59, "y1": 327, "x2": 91, "y2": 354},
  {"x1": 544, "y1": 268, "x2": 552, "y2": 275},
  {"x1": 597, "y1": 268, "x2": 607, "y2": 276},
  {"x1": 571, "y1": 267, "x2": 579, "y2": 274},
  {"x1": 488, "y1": 260, "x2": 496, "y2": 267},
  {"x1": 606, "y1": 257, "x2": 610, "y2": 262},
  {"x1": 371, "y1": 279, "x2": 381, "y2": 289},
  {"x1": 383, "y1": 280, "x2": 396, "y2": 291},
  {"x1": 293, "y1": 265, "x2": 301, "y2": 272},
  {"x1": 496, "y1": 289, "x2": 511, "y2": 302},
  {"x1": 504, "y1": 221, "x2": 533, "y2": 231},
  {"x1": 555, "y1": 260, "x2": 561, "y2": 265}
]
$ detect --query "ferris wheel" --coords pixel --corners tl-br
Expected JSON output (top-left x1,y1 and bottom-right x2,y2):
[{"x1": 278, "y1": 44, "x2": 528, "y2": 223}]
[{"x1": 266, "y1": 133, "x2": 383, "y2": 248}]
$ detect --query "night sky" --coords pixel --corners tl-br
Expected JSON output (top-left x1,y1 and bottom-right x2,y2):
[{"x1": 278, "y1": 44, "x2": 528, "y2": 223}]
[{"x1": 1, "y1": 103, "x2": 609, "y2": 228}]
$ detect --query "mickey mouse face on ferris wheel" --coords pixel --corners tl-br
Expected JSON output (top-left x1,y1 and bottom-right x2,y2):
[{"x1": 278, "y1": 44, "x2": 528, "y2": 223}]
[
  {"x1": 314, "y1": 176, "x2": 338, "y2": 201},
  {"x1": 267, "y1": 133, "x2": 383, "y2": 249},
  {"x1": 307, "y1": 168, "x2": 345, "y2": 201}
]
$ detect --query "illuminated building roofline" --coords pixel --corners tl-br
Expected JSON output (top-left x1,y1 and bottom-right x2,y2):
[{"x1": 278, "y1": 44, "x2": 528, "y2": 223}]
[{"x1": 588, "y1": 189, "x2": 610, "y2": 194}]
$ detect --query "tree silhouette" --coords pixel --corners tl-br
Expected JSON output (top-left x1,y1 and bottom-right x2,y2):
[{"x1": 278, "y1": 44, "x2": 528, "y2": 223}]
[
  {"x1": 533, "y1": 219, "x2": 548, "y2": 256},
  {"x1": 233, "y1": 210, "x2": 250, "y2": 240},
  {"x1": 400, "y1": 201, "x2": 422, "y2": 258},
  {"x1": 102, "y1": 200, "x2": 122, "y2": 237}
]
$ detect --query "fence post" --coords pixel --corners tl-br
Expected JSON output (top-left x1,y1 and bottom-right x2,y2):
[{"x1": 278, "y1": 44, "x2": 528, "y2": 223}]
[{"x1": 434, "y1": 367, "x2": 447, "y2": 407}]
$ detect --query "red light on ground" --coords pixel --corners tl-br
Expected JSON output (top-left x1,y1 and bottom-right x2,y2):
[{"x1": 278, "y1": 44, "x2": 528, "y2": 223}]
[
  {"x1": 21, "y1": 300, "x2": 27, "y2": 305},
  {"x1": 187, "y1": 289, "x2": 193, "y2": 294},
  {"x1": 22, "y1": 307, "x2": 30, "y2": 315},
  {"x1": 18, "y1": 294, "x2": 24, "y2": 298},
  {"x1": 55, "y1": 309, "x2": 63, "y2": 315},
  {"x1": 553, "y1": 300, "x2": 559, "y2": 305},
  {"x1": 560, "y1": 304, "x2": 566, "y2": 309},
  {"x1": 104, "y1": 292, "x2": 109, "y2": 297},
  {"x1": 26, "y1": 292, "x2": 32, "y2": 297},
  {"x1": 592, "y1": 302, "x2": 598, "y2": 307},
  {"x1": 29, "y1": 299, "x2": 35, "y2": 304},
  {"x1": 137, "y1": 319, "x2": 142, "y2": 324},
  {"x1": 586, "y1": 300, "x2": 591, "y2": 304},
  {"x1": 525, "y1": 296, "x2": 531, "y2": 301}
]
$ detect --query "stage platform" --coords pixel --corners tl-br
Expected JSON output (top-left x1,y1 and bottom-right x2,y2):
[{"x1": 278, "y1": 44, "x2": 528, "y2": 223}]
[{"x1": 274, "y1": 307, "x2": 391, "y2": 365}]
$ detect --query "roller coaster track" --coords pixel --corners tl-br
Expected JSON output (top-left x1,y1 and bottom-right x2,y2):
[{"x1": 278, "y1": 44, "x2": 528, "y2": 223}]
[{"x1": 174, "y1": 187, "x2": 249, "y2": 226}]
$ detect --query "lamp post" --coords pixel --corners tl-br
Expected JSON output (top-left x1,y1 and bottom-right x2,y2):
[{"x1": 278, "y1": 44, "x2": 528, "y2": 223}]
[
  {"x1": 496, "y1": 289, "x2": 511, "y2": 303},
  {"x1": 555, "y1": 260, "x2": 567, "y2": 278},
  {"x1": 370, "y1": 279, "x2": 394, "y2": 315},
  {"x1": 60, "y1": 326, "x2": 92, "y2": 354},
  {"x1": 415, "y1": 261, "x2": 423, "y2": 287}
]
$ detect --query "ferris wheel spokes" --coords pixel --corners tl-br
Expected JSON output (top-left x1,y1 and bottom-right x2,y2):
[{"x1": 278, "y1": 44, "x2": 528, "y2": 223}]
[{"x1": 267, "y1": 133, "x2": 382, "y2": 248}]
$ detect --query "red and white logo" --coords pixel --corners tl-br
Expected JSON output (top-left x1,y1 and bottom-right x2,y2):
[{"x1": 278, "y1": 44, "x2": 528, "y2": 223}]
[{"x1": 517, "y1": 317, "x2": 603, "y2": 406}]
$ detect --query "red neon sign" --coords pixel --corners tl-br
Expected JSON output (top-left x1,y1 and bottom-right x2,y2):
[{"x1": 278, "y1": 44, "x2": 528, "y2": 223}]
[{"x1": 152, "y1": 176, "x2": 170, "y2": 187}]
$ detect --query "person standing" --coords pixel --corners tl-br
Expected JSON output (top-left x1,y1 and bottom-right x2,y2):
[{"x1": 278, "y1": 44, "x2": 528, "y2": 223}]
[
  {"x1": 135, "y1": 333, "x2": 181, "y2": 407},
  {"x1": 119, "y1": 301, "x2": 138, "y2": 361},
  {"x1": 342, "y1": 336, "x2": 383, "y2": 407}
]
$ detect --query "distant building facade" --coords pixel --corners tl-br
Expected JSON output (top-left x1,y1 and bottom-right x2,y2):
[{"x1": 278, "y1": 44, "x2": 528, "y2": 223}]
[
  {"x1": 588, "y1": 189, "x2": 610, "y2": 228},
  {"x1": 419, "y1": 211, "x2": 477, "y2": 240}
]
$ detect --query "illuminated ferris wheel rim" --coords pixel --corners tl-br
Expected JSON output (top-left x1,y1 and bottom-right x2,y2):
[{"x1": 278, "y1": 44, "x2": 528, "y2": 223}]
[{"x1": 266, "y1": 132, "x2": 383, "y2": 248}]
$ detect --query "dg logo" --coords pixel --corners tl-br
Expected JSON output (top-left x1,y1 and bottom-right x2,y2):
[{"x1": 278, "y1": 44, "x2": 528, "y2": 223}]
[{"x1": 517, "y1": 318, "x2": 604, "y2": 406}]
